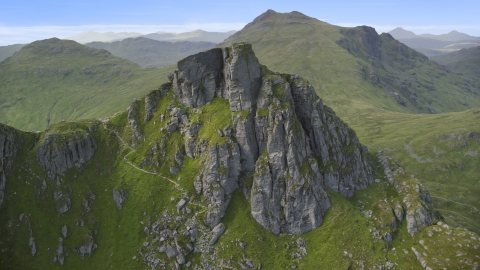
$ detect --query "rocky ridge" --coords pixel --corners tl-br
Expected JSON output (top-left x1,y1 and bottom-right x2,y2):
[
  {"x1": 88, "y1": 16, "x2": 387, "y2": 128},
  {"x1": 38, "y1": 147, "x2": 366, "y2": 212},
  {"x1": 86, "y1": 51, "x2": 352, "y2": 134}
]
[{"x1": 379, "y1": 154, "x2": 435, "y2": 236}]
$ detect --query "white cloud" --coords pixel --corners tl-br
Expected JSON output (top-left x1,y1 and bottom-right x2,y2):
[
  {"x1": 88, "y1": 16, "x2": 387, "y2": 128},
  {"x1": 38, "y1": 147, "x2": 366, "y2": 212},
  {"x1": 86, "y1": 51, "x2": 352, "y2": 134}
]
[
  {"x1": 0, "y1": 23, "x2": 246, "y2": 46},
  {"x1": 335, "y1": 23, "x2": 480, "y2": 36}
]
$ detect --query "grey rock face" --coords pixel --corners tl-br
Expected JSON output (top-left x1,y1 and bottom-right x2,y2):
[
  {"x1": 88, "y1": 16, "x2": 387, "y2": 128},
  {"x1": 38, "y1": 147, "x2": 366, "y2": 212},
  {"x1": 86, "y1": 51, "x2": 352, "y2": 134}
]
[
  {"x1": 62, "y1": 225, "x2": 68, "y2": 238},
  {"x1": 405, "y1": 201, "x2": 434, "y2": 237},
  {"x1": 127, "y1": 98, "x2": 143, "y2": 142},
  {"x1": 250, "y1": 75, "x2": 332, "y2": 235},
  {"x1": 289, "y1": 75, "x2": 372, "y2": 198},
  {"x1": 0, "y1": 124, "x2": 19, "y2": 209},
  {"x1": 379, "y1": 155, "x2": 434, "y2": 236},
  {"x1": 195, "y1": 140, "x2": 241, "y2": 227},
  {"x1": 113, "y1": 189, "x2": 128, "y2": 210},
  {"x1": 29, "y1": 231, "x2": 36, "y2": 256},
  {"x1": 73, "y1": 237, "x2": 97, "y2": 259},
  {"x1": 53, "y1": 190, "x2": 71, "y2": 214},
  {"x1": 54, "y1": 237, "x2": 65, "y2": 265},
  {"x1": 177, "y1": 199, "x2": 187, "y2": 213},
  {"x1": 173, "y1": 48, "x2": 225, "y2": 107},
  {"x1": 145, "y1": 82, "x2": 171, "y2": 122},
  {"x1": 209, "y1": 223, "x2": 225, "y2": 245},
  {"x1": 37, "y1": 132, "x2": 96, "y2": 178},
  {"x1": 169, "y1": 43, "x2": 372, "y2": 234},
  {"x1": 165, "y1": 245, "x2": 177, "y2": 259},
  {"x1": 394, "y1": 204, "x2": 404, "y2": 222}
]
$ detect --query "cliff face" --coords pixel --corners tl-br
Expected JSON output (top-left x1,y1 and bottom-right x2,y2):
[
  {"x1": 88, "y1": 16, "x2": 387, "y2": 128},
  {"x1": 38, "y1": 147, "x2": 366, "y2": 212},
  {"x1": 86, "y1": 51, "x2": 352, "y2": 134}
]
[
  {"x1": 167, "y1": 43, "x2": 373, "y2": 234},
  {"x1": 0, "y1": 125, "x2": 19, "y2": 209},
  {"x1": 36, "y1": 129, "x2": 97, "y2": 179}
]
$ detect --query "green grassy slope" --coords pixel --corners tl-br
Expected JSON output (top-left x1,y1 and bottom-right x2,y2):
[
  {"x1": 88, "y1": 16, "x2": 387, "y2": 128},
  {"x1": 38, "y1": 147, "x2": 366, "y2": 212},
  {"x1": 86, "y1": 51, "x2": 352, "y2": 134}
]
[
  {"x1": 353, "y1": 107, "x2": 480, "y2": 233},
  {"x1": 432, "y1": 46, "x2": 480, "y2": 79},
  {"x1": 85, "y1": 37, "x2": 216, "y2": 67},
  {"x1": 0, "y1": 38, "x2": 174, "y2": 131},
  {"x1": 0, "y1": 44, "x2": 24, "y2": 62},
  {"x1": 219, "y1": 10, "x2": 480, "y2": 234}
]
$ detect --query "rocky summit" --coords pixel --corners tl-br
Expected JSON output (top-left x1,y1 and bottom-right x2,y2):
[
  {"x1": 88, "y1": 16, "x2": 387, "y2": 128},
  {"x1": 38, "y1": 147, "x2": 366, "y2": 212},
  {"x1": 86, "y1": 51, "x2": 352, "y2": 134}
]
[
  {"x1": 0, "y1": 42, "x2": 478, "y2": 269},
  {"x1": 141, "y1": 43, "x2": 373, "y2": 234}
]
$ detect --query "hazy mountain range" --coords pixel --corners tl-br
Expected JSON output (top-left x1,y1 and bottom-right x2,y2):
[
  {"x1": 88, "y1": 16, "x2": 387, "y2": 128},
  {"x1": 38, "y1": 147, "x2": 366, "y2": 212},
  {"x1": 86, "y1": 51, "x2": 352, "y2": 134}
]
[
  {"x1": 389, "y1": 27, "x2": 480, "y2": 57},
  {"x1": 85, "y1": 37, "x2": 216, "y2": 67},
  {"x1": 142, "y1": 29, "x2": 237, "y2": 43},
  {"x1": 0, "y1": 29, "x2": 236, "y2": 65},
  {"x1": 66, "y1": 29, "x2": 236, "y2": 44},
  {"x1": 65, "y1": 31, "x2": 143, "y2": 43}
]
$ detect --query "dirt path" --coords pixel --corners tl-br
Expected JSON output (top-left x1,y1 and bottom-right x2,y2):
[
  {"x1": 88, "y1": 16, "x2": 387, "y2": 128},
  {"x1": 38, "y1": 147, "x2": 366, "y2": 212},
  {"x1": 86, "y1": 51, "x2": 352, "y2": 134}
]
[{"x1": 101, "y1": 119, "x2": 206, "y2": 211}]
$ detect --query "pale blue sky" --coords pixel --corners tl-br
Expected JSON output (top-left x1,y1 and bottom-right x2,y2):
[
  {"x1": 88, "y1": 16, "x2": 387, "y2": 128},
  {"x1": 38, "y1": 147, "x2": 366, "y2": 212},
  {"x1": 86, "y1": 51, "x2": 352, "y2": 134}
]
[{"x1": 1, "y1": 0, "x2": 479, "y2": 45}]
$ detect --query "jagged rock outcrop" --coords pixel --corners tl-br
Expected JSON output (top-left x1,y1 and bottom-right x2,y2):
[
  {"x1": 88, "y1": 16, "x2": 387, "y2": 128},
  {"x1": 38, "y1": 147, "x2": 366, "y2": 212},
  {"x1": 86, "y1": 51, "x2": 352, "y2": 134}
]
[
  {"x1": 145, "y1": 82, "x2": 172, "y2": 122},
  {"x1": 0, "y1": 124, "x2": 19, "y2": 209},
  {"x1": 127, "y1": 99, "x2": 143, "y2": 142},
  {"x1": 53, "y1": 189, "x2": 71, "y2": 214},
  {"x1": 73, "y1": 237, "x2": 97, "y2": 259},
  {"x1": 250, "y1": 74, "x2": 331, "y2": 234},
  {"x1": 379, "y1": 155, "x2": 435, "y2": 236},
  {"x1": 53, "y1": 237, "x2": 65, "y2": 265},
  {"x1": 167, "y1": 43, "x2": 373, "y2": 234},
  {"x1": 209, "y1": 223, "x2": 225, "y2": 245},
  {"x1": 194, "y1": 139, "x2": 241, "y2": 227},
  {"x1": 37, "y1": 132, "x2": 96, "y2": 178}
]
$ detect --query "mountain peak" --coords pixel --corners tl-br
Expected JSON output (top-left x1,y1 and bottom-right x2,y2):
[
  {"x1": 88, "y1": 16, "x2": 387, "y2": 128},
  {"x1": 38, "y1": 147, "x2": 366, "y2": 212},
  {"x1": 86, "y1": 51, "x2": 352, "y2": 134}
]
[
  {"x1": 251, "y1": 9, "x2": 278, "y2": 23},
  {"x1": 388, "y1": 27, "x2": 417, "y2": 39}
]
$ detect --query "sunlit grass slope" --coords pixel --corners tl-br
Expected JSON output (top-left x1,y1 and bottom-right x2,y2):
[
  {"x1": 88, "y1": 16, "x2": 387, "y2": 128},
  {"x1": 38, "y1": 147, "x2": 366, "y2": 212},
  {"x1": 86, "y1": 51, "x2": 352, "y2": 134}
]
[{"x1": 0, "y1": 38, "x2": 174, "y2": 131}]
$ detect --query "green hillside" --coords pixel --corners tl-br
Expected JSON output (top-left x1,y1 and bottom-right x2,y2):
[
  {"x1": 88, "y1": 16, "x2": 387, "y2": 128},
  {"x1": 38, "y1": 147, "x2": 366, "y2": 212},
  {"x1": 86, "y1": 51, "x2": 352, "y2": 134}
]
[
  {"x1": 85, "y1": 37, "x2": 216, "y2": 67},
  {"x1": 433, "y1": 46, "x2": 480, "y2": 78},
  {"x1": 220, "y1": 10, "x2": 480, "y2": 116},
  {"x1": 0, "y1": 38, "x2": 174, "y2": 131},
  {"x1": 353, "y1": 106, "x2": 480, "y2": 232},
  {"x1": 220, "y1": 10, "x2": 480, "y2": 233}
]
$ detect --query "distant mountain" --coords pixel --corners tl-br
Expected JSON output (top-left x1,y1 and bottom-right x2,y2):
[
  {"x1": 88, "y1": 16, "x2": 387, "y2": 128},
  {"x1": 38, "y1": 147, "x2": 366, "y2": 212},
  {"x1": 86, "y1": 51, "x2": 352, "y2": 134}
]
[
  {"x1": 432, "y1": 46, "x2": 480, "y2": 78},
  {"x1": 418, "y1": 30, "x2": 480, "y2": 42},
  {"x1": 85, "y1": 37, "x2": 216, "y2": 67},
  {"x1": 0, "y1": 44, "x2": 25, "y2": 62},
  {"x1": 0, "y1": 38, "x2": 172, "y2": 130},
  {"x1": 221, "y1": 11, "x2": 480, "y2": 115},
  {"x1": 65, "y1": 31, "x2": 142, "y2": 43},
  {"x1": 389, "y1": 28, "x2": 480, "y2": 42},
  {"x1": 143, "y1": 29, "x2": 236, "y2": 43},
  {"x1": 388, "y1": 27, "x2": 417, "y2": 39},
  {"x1": 388, "y1": 28, "x2": 480, "y2": 57}
]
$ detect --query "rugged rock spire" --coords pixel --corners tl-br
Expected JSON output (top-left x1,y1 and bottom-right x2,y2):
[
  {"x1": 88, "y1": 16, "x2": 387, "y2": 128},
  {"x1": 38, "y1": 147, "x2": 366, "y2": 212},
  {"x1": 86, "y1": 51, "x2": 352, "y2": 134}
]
[{"x1": 171, "y1": 43, "x2": 373, "y2": 234}]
